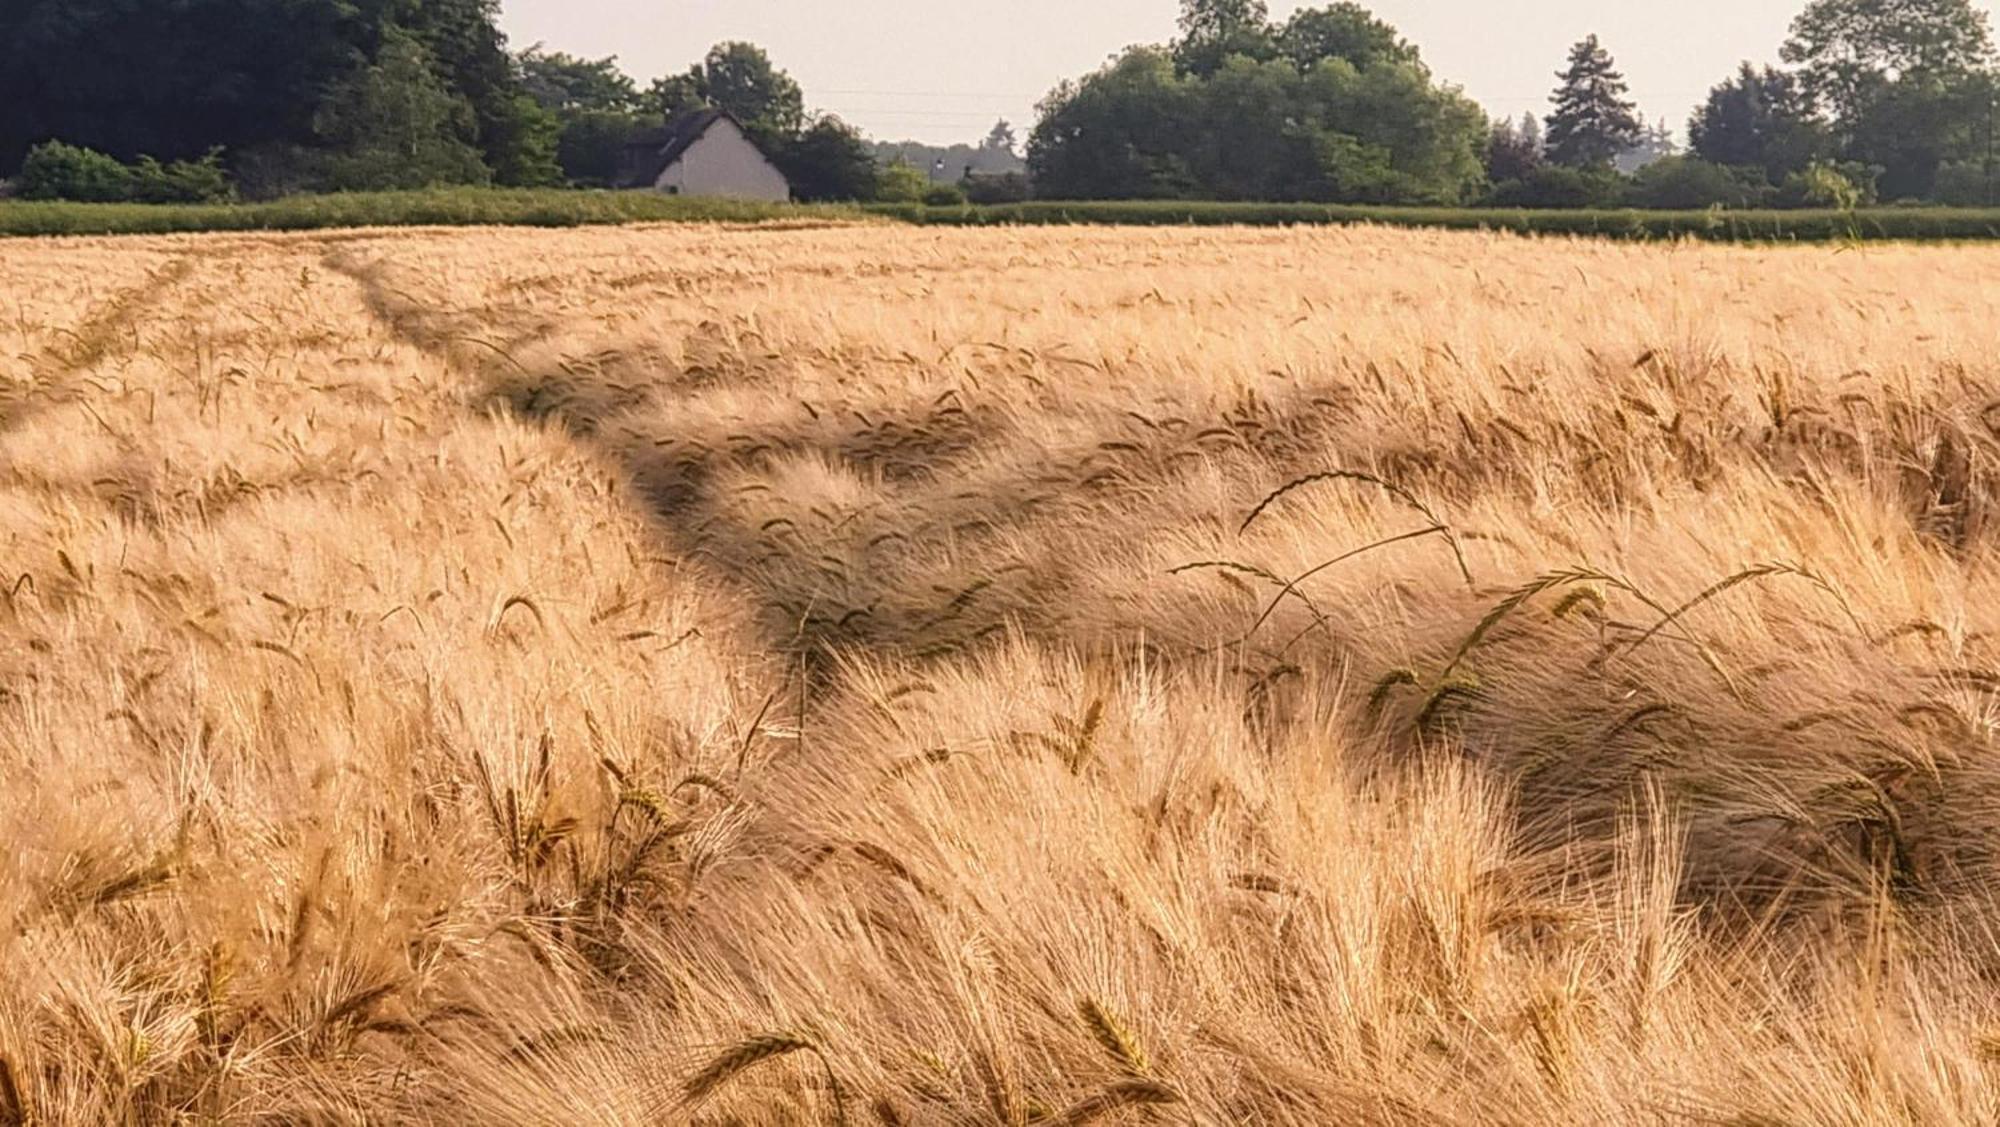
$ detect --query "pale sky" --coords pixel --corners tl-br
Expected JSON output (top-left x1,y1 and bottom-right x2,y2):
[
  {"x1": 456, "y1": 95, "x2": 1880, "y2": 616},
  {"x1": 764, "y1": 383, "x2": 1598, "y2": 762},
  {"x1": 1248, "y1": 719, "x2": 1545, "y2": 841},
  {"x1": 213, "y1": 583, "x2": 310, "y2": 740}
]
[{"x1": 499, "y1": 1, "x2": 2000, "y2": 145}]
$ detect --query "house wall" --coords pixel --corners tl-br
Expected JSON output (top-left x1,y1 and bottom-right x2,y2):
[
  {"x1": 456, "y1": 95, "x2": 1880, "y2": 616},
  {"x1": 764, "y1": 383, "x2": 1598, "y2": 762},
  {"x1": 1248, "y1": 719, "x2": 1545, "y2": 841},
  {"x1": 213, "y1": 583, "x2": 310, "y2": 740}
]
[{"x1": 654, "y1": 119, "x2": 791, "y2": 202}]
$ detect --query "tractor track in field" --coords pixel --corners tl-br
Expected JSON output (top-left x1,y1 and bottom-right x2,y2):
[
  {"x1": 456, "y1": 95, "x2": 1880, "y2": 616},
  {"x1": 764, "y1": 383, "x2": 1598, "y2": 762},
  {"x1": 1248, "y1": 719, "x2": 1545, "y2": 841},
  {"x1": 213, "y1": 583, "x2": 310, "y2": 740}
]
[{"x1": 1, "y1": 256, "x2": 194, "y2": 437}]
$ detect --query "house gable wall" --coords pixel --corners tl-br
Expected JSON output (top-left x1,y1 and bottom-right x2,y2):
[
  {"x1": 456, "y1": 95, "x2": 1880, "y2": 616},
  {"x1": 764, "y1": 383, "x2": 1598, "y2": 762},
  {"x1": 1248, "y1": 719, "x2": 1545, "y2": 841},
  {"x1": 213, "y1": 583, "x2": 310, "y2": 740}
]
[{"x1": 654, "y1": 118, "x2": 791, "y2": 202}]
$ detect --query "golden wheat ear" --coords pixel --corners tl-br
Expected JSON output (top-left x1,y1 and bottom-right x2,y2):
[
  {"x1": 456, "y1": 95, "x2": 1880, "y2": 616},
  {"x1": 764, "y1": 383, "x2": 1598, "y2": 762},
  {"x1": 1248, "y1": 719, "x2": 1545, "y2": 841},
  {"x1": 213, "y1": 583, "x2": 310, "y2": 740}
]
[
  {"x1": 1078, "y1": 998, "x2": 1149, "y2": 1075},
  {"x1": 683, "y1": 1034, "x2": 814, "y2": 1103},
  {"x1": 684, "y1": 1034, "x2": 847, "y2": 1122}
]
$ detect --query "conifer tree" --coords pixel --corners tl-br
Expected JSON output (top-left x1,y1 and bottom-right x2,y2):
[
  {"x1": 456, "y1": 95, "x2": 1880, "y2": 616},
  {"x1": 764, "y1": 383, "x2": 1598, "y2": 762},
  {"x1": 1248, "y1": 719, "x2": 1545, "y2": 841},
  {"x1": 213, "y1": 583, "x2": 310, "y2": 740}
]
[{"x1": 1545, "y1": 34, "x2": 1642, "y2": 169}]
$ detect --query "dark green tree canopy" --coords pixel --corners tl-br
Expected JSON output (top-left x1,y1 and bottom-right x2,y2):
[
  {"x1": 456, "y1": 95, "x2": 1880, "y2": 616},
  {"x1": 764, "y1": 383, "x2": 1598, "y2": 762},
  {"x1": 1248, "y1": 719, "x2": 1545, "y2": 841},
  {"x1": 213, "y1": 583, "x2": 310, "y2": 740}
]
[
  {"x1": 1625, "y1": 154, "x2": 1772, "y2": 207},
  {"x1": 519, "y1": 43, "x2": 647, "y2": 187},
  {"x1": 17, "y1": 0, "x2": 1996, "y2": 209},
  {"x1": 0, "y1": 0, "x2": 369, "y2": 174},
  {"x1": 1754, "y1": 0, "x2": 1997, "y2": 200},
  {"x1": 1845, "y1": 69, "x2": 1996, "y2": 198},
  {"x1": 0, "y1": 0, "x2": 559, "y2": 185},
  {"x1": 394, "y1": 0, "x2": 561, "y2": 185},
  {"x1": 552, "y1": 110, "x2": 650, "y2": 187},
  {"x1": 779, "y1": 115, "x2": 879, "y2": 201},
  {"x1": 1679, "y1": 0, "x2": 1998, "y2": 202},
  {"x1": 1485, "y1": 115, "x2": 1543, "y2": 183},
  {"x1": 1689, "y1": 63, "x2": 1824, "y2": 179},
  {"x1": 1173, "y1": 0, "x2": 1278, "y2": 76},
  {"x1": 1545, "y1": 34, "x2": 1643, "y2": 169},
  {"x1": 648, "y1": 73, "x2": 710, "y2": 119},
  {"x1": 1030, "y1": 50, "x2": 1203, "y2": 199},
  {"x1": 520, "y1": 46, "x2": 642, "y2": 114},
  {"x1": 1277, "y1": 4, "x2": 1421, "y2": 72},
  {"x1": 659, "y1": 42, "x2": 807, "y2": 138},
  {"x1": 1030, "y1": 4, "x2": 1485, "y2": 207}
]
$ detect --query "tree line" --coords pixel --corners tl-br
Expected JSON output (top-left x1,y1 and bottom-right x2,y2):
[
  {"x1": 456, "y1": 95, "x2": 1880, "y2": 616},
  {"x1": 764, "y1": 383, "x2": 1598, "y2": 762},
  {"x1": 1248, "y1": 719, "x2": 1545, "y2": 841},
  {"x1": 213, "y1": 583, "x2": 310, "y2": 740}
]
[
  {"x1": 1031, "y1": 0, "x2": 2000, "y2": 208},
  {"x1": 0, "y1": 1, "x2": 926, "y2": 203},
  {"x1": 1, "y1": 0, "x2": 558, "y2": 197},
  {"x1": 3, "y1": 0, "x2": 1996, "y2": 208}
]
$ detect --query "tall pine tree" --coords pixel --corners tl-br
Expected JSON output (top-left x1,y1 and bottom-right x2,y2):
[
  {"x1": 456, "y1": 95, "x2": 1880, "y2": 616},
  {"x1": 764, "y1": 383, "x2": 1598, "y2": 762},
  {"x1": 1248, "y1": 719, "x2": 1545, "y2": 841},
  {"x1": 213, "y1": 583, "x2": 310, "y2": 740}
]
[{"x1": 1545, "y1": 34, "x2": 1641, "y2": 170}]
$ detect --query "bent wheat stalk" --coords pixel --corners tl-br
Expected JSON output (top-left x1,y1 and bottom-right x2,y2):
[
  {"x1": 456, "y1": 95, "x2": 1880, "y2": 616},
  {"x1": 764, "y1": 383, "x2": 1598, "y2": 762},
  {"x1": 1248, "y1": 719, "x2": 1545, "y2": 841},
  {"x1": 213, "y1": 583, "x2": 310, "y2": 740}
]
[
  {"x1": 1620, "y1": 562, "x2": 1863, "y2": 659},
  {"x1": 1240, "y1": 469, "x2": 1474, "y2": 588},
  {"x1": 685, "y1": 1034, "x2": 847, "y2": 1124},
  {"x1": 1240, "y1": 525, "x2": 1453, "y2": 646}
]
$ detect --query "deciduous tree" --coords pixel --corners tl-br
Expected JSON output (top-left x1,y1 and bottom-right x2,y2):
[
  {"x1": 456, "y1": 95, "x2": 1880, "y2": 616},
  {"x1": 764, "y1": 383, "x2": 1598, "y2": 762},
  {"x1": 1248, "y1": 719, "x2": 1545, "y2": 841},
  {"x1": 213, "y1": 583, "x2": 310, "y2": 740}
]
[
  {"x1": 1173, "y1": 0, "x2": 1277, "y2": 77},
  {"x1": 312, "y1": 26, "x2": 491, "y2": 190},
  {"x1": 1277, "y1": 4, "x2": 1420, "y2": 72},
  {"x1": 696, "y1": 42, "x2": 806, "y2": 138},
  {"x1": 1782, "y1": 0, "x2": 1994, "y2": 124},
  {"x1": 780, "y1": 116, "x2": 879, "y2": 201},
  {"x1": 520, "y1": 46, "x2": 642, "y2": 114},
  {"x1": 1689, "y1": 63, "x2": 1824, "y2": 180},
  {"x1": 1486, "y1": 115, "x2": 1543, "y2": 183}
]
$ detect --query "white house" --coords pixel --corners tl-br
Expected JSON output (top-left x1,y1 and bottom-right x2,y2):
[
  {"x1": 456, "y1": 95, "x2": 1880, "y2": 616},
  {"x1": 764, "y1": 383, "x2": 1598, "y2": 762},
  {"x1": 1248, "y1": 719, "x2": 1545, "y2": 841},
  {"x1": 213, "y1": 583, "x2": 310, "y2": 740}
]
[{"x1": 617, "y1": 109, "x2": 791, "y2": 202}]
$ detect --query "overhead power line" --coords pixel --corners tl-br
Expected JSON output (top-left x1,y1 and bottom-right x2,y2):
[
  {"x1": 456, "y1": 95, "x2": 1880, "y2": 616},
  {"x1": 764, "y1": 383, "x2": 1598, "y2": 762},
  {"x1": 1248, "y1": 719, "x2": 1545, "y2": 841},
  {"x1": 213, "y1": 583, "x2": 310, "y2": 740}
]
[{"x1": 817, "y1": 88, "x2": 1048, "y2": 99}]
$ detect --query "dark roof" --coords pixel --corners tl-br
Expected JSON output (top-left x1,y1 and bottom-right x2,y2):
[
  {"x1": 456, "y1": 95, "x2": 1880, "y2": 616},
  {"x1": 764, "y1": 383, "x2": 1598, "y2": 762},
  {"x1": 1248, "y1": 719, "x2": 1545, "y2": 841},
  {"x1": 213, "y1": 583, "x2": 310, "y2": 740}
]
[{"x1": 616, "y1": 108, "x2": 734, "y2": 188}]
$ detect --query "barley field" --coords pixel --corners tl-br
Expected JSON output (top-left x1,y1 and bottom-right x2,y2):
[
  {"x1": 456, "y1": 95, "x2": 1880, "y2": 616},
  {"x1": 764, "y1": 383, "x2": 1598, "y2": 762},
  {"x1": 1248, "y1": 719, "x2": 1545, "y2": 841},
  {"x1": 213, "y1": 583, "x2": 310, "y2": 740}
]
[{"x1": 5, "y1": 222, "x2": 2000, "y2": 1124}]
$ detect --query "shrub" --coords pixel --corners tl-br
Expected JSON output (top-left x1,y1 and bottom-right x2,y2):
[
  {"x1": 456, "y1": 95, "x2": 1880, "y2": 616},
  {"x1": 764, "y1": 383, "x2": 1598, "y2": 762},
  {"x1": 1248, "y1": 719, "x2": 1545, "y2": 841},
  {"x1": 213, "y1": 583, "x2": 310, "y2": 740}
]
[
  {"x1": 1624, "y1": 157, "x2": 1770, "y2": 210},
  {"x1": 922, "y1": 183, "x2": 968, "y2": 207},
  {"x1": 130, "y1": 152, "x2": 232, "y2": 204},
  {"x1": 962, "y1": 172, "x2": 1030, "y2": 204},
  {"x1": 1775, "y1": 162, "x2": 1877, "y2": 209},
  {"x1": 1485, "y1": 166, "x2": 1627, "y2": 209},
  {"x1": 230, "y1": 145, "x2": 322, "y2": 201},
  {"x1": 1932, "y1": 161, "x2": 1998, "y2": 208},
  {"x1": 874, "y1": 161, "x2": 929, "y2": 203},
  {"x1": 17, "y1": 141, "x2": 231, "y2": 203},
  {"x1": 18, "y1": 142, "x2": 138, "y2": 202}
]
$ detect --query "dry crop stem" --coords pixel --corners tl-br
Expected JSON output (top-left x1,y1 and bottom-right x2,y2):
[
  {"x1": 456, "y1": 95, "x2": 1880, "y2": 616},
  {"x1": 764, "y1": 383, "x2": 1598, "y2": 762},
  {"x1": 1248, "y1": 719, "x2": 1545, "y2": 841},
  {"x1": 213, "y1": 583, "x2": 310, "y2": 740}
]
[{"x1": 3, "y1": 222, "x2": 2000, "y2": 1122}]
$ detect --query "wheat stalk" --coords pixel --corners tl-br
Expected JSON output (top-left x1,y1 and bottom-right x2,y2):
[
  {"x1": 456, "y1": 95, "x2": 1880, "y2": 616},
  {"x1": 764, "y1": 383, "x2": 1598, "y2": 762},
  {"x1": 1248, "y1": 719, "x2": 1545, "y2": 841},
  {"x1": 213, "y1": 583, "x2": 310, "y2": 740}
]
[
  {"x1": 1169, "y1": 559, "x2": 1330, "y2": 624},
  {"x1": 1620, "y1": 562, "x2": 1862, "y2": 659},
  {"x1": 1239, "y1": 469, "x2": 1474, "y2": 588},
  {"x1": 1436, "y1": 567, "x2": 1689, "y2": 686},
  {"x1": 852, "y1": 842, "x2": 937, "y2": 901},
  {"x1": 1240, "y1": 525, "x2": 1454, "y2": 646}
]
